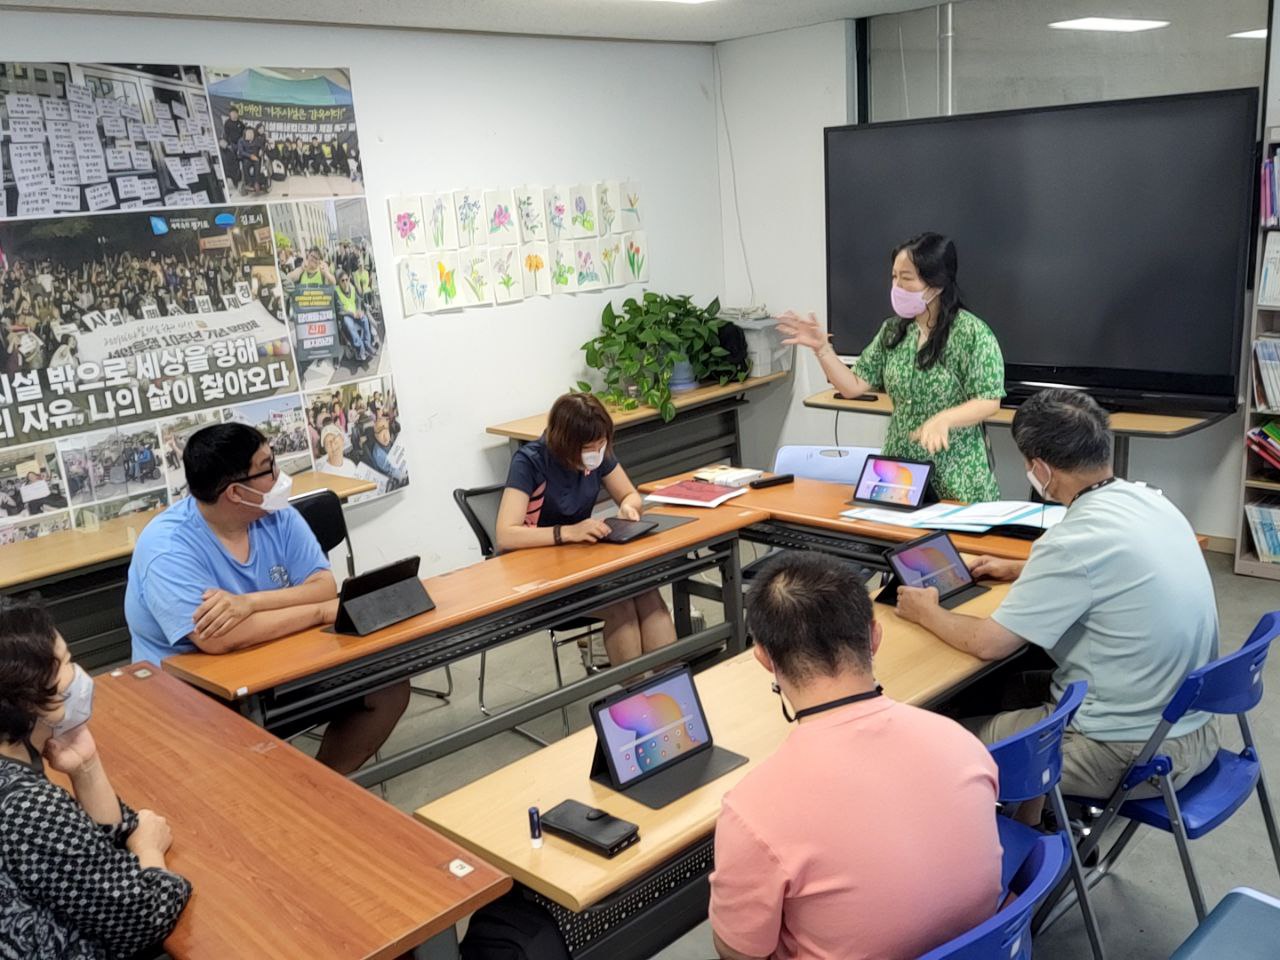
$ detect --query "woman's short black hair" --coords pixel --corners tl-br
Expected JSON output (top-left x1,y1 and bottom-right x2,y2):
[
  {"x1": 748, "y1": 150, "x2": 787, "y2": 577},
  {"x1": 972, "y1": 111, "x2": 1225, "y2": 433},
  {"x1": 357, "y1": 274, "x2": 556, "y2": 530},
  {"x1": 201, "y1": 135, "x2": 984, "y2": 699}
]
[
  {"x1": 183, "y1": 422, "x2": 268, "y2": 503},
  {"x1": 745, "y1": 551, "x2": 874, "y2": 681},
  {"x1": 0, "y1": 598, "x2": 60, "y2": 744}
]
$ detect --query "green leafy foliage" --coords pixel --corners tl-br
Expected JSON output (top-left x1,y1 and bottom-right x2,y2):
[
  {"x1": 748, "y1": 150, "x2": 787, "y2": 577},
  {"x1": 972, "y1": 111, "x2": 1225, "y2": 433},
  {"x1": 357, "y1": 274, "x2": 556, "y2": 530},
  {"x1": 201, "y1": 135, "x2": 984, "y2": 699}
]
[{"x1": 577, "y1": 293, "x2": 742, "y2": 422}]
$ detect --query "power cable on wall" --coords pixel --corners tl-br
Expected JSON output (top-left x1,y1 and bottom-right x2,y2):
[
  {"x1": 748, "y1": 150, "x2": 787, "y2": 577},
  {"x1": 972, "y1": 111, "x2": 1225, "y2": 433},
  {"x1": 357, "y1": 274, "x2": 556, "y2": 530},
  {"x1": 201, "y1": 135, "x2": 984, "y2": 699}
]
[{"x1": 713, "y1": 45, "x2": 757, "y2": 308}]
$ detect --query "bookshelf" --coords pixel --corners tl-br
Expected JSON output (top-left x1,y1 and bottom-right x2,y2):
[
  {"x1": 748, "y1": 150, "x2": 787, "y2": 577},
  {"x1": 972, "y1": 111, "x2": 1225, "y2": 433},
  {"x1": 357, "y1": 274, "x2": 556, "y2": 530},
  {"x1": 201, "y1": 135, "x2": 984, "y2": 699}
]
[{"x1": 1236, "y1": 137, "x2": 1280, "y2": 580}]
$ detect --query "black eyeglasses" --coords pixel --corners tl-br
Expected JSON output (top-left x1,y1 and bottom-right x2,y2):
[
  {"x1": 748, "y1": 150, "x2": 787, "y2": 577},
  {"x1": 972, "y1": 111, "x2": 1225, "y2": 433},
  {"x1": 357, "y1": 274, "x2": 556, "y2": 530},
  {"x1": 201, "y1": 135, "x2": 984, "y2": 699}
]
[{"x1": 218, "y1": 456, "x2": 277, "y2": 496}]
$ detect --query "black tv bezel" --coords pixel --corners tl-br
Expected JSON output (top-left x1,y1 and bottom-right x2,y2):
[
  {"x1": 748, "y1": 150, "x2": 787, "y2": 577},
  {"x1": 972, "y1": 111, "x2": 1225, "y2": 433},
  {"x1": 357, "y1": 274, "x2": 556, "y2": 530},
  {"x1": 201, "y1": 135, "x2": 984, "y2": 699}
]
[{"x1": 823, "y1": 87, "x2": 1259, "y2": 415}]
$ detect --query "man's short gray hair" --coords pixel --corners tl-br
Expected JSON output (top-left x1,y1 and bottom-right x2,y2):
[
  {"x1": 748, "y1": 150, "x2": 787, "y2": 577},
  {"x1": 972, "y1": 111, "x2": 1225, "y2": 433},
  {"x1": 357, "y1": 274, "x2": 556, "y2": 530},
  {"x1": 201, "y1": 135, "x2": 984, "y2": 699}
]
[{"x1": 1011, "y1": 389, "x2": 1112, "y2": 470}]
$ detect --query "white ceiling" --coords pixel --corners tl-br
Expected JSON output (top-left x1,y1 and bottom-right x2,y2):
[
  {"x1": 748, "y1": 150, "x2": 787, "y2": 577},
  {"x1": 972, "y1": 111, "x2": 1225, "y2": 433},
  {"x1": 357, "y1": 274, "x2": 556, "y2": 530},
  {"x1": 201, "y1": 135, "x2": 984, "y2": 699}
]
[{"x1": 0, "y1": 0, "x2": 933, "y2": 43}]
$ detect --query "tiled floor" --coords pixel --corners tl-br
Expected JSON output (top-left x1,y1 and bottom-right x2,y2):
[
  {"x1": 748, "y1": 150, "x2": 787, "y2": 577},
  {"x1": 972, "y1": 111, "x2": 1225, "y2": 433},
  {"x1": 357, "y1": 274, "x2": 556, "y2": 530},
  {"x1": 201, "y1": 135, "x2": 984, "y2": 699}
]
[{"x1": 359, "y1": 552, "x2": 1280, "y2": 959}]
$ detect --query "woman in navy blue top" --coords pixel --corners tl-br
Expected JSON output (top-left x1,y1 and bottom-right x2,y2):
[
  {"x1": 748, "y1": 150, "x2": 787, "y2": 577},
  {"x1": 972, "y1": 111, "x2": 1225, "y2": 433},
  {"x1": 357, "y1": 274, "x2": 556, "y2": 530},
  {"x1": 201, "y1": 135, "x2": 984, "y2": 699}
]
[{"x1": 497, "y1": 392, "x2": 676, "y2": 665}]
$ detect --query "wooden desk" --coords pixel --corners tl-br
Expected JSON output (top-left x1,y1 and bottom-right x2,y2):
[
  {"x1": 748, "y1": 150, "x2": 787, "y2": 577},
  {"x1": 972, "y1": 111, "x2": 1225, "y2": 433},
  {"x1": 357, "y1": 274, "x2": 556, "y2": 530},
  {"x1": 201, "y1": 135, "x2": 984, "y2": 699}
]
[
  {"x1": 165, "y1": 506, "x2": 768, "y2": 787},
  {"x1": 0, "y1": 471, "x2": 377, "y2": 670},
  {"x1": 487, "y1": 373, "x2": 790, "y2": 485},
  {"x1": 70, "y1": 664, "x2": 509, "y2": 959},
  {"x1": 417, "y1": 579, "x2": 1008, "y2": 914},
  {"x1": 0, "y1": 471, "x2": 373, "y2": 592},
  {"x1": 803, "y1": 389, "x2": 1226, "y2": 477},
  {"x1": 641, "y1": 472, "x2": 1036, "y2": 562}
]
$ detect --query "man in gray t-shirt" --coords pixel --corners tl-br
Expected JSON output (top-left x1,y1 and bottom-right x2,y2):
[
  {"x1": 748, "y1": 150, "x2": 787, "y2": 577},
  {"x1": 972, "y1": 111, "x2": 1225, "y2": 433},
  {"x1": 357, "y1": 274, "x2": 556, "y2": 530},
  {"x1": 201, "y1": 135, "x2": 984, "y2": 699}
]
[{"x1": 897, "y1": 389, "x2": 1219, "y2": 800}]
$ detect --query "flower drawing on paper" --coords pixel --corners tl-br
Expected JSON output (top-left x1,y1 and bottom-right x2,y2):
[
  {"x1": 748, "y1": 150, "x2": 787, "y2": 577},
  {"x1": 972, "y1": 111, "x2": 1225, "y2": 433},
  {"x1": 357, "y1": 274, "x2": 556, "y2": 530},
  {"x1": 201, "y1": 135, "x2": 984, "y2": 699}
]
[
  {"x1": 524, "y1": 252, "x2": 545, "y2": 277},
  {"x1": 407, "y1": 268, "x2": 429, "y2": 309},
  {"x1": 464, "y1": 255, "x2": 488, "y2": 300},
  {"x1": 429, "y1": 197, "x2": 447, "y2": 247},
  {"x1": 552, "y1": 250, "x2": 573, "y2": 287},
  {"x1": 626, "y1": 238, "x2": 645, "y2": 279},
  {"x1": 437, "y1": 260, "x2": 457, "y2": 304},
  {"x1": 600, "y1": 242, "x2": 618, "y2": 284},
  {"x1": 489, "y1": 203, "x2": 513, "y2": 235},
  {"x1": 458, "y1": 194, "x2": 482, "y2": 245},
  {"x1": 517, "y1": 195, "x2": 542, "y2": 237},
  {"x1": 548, "y1": 197, "x2": 567, "y2": 239},
  {"x1": 571, "y1": 195, "x2": 596, "y2": 233},
  {"x1": 624, "y1": 191, "x2": 640, "y2": 218},
  {"x1": 598, "y1": 188, "x2": 616, "y2": 234},
  {"x1": 576, "y1": 250, "x2": 600, "y2": 286},
  {"x1": 494, "y1": 250, "x2": 516, "y2": 293},
  {"x1": 395, "y1": 211, "x2": 420, "y2": 241}
]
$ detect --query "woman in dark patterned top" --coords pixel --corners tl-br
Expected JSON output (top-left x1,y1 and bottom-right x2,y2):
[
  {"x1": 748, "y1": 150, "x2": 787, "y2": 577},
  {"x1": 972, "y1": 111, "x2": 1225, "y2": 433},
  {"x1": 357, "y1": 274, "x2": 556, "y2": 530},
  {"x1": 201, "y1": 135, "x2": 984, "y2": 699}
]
[
  {"x1": 497, "y1": 392, "x2": 677, "y2": 665},
  {"x1": 0, "y1": 599, "x2": 191, "y2": 959}
]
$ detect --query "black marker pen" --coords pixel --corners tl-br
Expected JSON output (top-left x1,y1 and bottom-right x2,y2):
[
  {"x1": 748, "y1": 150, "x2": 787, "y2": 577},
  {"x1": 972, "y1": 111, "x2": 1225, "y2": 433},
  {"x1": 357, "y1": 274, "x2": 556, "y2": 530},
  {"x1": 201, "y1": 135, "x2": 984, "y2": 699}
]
[{"x1": 529, "y1": 806, "x2": 542, "y2": 849}]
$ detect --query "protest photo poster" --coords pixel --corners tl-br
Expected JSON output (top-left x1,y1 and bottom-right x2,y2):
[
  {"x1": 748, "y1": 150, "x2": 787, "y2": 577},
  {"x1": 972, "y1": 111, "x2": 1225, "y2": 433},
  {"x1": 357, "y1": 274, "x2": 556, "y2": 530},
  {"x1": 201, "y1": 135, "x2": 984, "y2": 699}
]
[
  {"x1": 0, "y1": 62, "x2": 228, "y2": 219},
  {"x1": 305, "y1": 375, "x2": 408, "y2": 504},
  {"x1": 204, "y1": 66, "x2": 362, "y2": 201},
  {"x1": 271, "y1": 197, "x2": 385, "y2": 388},
  {"x1": 0, "y1": 61, "x2": 409, "y2": 545}
]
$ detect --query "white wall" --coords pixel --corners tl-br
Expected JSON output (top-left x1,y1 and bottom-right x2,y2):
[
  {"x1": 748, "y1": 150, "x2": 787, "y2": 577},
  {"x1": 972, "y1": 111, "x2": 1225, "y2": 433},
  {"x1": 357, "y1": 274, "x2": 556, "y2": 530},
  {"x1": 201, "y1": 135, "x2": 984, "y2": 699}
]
[
  {"x1": 715, "y1": 17, "x2": 1250, "y2": 540},
  {"x1": 713, "y1": 22, "x2": 884, "y2": 469},
  {"x1": 0, "y1": 10, "x2": 725, "y2": 574}
]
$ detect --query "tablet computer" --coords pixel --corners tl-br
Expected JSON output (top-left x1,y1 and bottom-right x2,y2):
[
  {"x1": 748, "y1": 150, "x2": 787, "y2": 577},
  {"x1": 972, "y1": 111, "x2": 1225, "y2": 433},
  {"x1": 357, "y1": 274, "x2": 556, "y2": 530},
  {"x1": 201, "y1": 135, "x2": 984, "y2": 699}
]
[
  {"x1": 601, "y1": 516, "x2": 658, "y2": 544},
  {"x1": 851, "y1": 455, "x2": 935, "y2": 510},
  {"x1": 334, "y1": 555, "x2": 434, "y2": 635},
  {"x1": 590, "y1": 665, "x2": 715, "y2": 790},
  {"x1": 877, "y1": 531, "x2": 989, "y2": 609}
]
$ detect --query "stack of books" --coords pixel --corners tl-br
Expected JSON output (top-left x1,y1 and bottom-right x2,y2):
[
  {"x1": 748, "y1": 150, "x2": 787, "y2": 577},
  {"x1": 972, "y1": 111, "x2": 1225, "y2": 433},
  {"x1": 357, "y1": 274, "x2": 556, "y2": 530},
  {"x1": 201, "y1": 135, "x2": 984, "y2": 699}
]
[
  {"x1": 1254, "y1": 336, "x2": 1280, "y2": 411},
  {"x1": 1245, "y1": 498, "x2": 1280, "y2": 563},
  {"x1": 1248, "y1": 421, "x2": 1280, "y2": 474}
]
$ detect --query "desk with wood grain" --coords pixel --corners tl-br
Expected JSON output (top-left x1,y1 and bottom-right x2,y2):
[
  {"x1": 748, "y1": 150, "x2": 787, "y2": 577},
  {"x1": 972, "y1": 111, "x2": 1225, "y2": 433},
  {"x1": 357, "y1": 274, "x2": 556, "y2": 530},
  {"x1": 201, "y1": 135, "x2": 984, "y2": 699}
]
[
  {"x1": 67, "y1": 664, "x2": 509, "y2": 960},
  {"x1": 487, "y1": 372, "x2": 790, "y2": 484},
  {"x1": 641, "y1": 471, "x2": 1037, "y2": 562},
  {"x1": 417, "y1": 581, "x2": 1009, "y2": 958},
  {"x1": 165, "y1": 505, "x2": 768, "y2": 788},
  {"x1": 802, "y1": 389, "x2": 1227, "y2": 477}
]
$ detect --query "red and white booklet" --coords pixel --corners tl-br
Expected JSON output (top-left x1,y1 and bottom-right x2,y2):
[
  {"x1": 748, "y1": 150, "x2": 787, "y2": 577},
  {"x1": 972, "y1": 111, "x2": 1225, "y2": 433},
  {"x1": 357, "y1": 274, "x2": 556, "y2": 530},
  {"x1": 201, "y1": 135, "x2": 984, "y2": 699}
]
[{"x1": 645, "y1": 479, "x2": 749, "y2": 508}]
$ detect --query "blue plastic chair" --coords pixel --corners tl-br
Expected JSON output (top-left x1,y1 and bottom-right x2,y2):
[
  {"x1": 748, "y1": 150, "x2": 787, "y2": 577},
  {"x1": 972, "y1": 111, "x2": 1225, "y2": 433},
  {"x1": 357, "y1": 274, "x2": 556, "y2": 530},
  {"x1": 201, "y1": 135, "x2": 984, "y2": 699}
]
[
  {"x1": 772, "y1": 444, "x2": 879, "y2": 484},
  {"x1": 917, "y1": 833, "x2": 1069, "y2": 960},
  {"x1": 987, "y1": 681, "x2": 1105, "y2": 959},
  {"x1": 1171, "y1": 887, "x2": 1280, "y2": 959},
  {"x1": 1064, "y1": 611, "x2": 1280, "y2": 923}
]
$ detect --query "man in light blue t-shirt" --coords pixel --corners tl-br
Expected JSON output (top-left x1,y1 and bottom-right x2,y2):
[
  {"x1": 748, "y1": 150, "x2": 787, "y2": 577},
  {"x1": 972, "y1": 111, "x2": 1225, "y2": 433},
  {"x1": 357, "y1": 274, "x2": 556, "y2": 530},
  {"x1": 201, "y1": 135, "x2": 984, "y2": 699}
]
[
  {"x1": 125, "y1": 422, "x2": 408, "y2": 774},
  {"x1": 897, "y1": 389, "x2": 1219, "y2": 801}
]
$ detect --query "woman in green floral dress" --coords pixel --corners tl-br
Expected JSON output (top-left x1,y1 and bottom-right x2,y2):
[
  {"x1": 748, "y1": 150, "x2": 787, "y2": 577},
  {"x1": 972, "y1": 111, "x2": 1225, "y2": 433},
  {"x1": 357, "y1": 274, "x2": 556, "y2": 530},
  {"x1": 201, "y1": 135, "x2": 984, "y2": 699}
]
[{"x1": 778, "y1": 233, "x2": 1004, "y2": 502}]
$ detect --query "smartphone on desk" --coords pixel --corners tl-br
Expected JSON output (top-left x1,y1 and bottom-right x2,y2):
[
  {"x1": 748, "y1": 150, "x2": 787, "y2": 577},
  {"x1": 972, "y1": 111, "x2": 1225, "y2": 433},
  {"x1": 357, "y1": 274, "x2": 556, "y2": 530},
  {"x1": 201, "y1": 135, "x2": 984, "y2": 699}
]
[{"x1": 541, "y1": 799, "x2": 640, "y2": 858}]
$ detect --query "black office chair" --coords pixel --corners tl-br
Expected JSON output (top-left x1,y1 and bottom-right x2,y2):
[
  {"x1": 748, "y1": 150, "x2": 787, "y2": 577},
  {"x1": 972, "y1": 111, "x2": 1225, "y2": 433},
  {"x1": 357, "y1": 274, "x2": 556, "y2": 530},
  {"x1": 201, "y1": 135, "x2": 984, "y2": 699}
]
[
  {"x1": 289, "y1": 487, "x2": 452, "y2": 704},
  {"x1": 453, "y1": 483, "x2": 603, "y2": 745},
  {"x1": 289, "y1": 488, "x2": 355, "y2": 578}
]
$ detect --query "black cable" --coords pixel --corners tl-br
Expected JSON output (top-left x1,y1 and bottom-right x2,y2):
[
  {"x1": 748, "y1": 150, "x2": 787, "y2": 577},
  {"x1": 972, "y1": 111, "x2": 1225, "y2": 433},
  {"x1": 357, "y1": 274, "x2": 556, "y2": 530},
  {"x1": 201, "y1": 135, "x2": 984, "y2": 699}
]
[{"x1": 834, "y1": 410, "x2": 841, "y2": 447}]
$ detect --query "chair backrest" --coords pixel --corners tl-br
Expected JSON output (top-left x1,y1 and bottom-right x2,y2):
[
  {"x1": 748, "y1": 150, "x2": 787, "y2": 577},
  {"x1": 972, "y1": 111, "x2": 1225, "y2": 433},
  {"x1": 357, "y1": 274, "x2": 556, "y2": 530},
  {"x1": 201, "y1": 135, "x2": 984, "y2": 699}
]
[
  {"x1": 289, "y1": 488, "x2": 355, "y2": 577},
  {"x1": 1163, "y1": 611, "x2": 1280, "y2": 724},
  {"x1": 987, "y1": 681, "x2": 1087, "y2": 804},
  {"x1": 453, "y1": 483, "x2": 506, "y2": 559},
  {"x1": 772, "y1": 445, "x2": 879, "y2": 484},
  {"x1": 917, "y1": 833, "x2": 1070, "y2": 960}
]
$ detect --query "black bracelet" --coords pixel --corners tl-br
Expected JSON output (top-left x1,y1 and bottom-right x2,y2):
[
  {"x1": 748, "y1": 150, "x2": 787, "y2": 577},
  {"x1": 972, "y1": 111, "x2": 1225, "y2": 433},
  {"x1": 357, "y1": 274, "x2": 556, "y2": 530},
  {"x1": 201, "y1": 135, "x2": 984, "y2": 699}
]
[{"x1": 554, "y1": 525, "x2": 563, "y2": 545}]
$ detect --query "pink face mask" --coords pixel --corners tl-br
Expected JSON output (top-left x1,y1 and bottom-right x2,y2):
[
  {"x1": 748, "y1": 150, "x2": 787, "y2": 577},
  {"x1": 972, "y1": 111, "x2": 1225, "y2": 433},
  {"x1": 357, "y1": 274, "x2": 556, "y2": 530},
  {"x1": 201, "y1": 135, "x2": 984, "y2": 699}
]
[{"x1": 890, "y1": 284, "x2": 936, "y2": 319}]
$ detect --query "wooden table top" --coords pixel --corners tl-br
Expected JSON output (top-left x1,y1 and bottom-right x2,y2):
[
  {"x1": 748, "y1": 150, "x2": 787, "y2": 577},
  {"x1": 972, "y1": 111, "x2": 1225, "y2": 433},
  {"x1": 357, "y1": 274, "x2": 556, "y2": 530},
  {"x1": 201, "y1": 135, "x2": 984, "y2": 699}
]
[
  {"x1": 0, "y1": 472, "x2": 376, "y2": 590},
  {"x1": 60, "y1": 664, "x2": 509, "y2": 960},
  {"x1": 417, "y1": 579, "x2": 1008, "y2": 912},
  {"x1": 486, "y1": 372, "x2": 790, "y2": 443},
  {"x1": 164, "y1": 505, "x2": 769, "y2": 700},
  {"x1": 803, "y1": 389, "x2": 1217, "y2": 437},
  {"x1": 642, "y1": 472, "x2": 1037, "y2": 561}
]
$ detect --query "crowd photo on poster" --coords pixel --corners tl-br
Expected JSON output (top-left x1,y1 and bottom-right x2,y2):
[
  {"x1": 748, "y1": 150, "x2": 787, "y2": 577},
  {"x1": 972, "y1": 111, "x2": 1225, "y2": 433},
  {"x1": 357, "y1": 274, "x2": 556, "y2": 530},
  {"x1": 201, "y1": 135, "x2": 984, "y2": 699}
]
[
  {"x1": 204, "y1": 66, "x2": 362, "y2": 201},
  {"x1": 0, "y1": 59, "x2": 410, "y2": 545}
]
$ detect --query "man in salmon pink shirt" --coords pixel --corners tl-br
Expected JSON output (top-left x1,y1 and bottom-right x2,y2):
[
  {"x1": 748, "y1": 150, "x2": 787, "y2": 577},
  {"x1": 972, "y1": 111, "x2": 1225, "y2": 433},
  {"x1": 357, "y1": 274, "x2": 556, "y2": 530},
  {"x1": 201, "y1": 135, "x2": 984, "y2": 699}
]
[{"x1": 709, "y1": 551, "x2": 1002, "y2": 960}]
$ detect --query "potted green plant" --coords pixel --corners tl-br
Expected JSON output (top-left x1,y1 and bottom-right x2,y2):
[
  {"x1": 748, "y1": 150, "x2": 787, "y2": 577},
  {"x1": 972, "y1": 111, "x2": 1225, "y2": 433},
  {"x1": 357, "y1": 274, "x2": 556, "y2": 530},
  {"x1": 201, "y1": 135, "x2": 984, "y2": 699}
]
[{"x1": 577, "y1": 292, "x2": 746, "y2": 422}]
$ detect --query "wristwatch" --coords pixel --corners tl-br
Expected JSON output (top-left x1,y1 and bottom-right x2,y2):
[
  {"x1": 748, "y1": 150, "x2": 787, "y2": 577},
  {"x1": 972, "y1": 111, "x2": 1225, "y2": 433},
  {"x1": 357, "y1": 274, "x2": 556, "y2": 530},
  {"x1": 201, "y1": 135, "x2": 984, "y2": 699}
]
[{"x1": 554, "y1": 525, "x2": 563, "y2": 545}]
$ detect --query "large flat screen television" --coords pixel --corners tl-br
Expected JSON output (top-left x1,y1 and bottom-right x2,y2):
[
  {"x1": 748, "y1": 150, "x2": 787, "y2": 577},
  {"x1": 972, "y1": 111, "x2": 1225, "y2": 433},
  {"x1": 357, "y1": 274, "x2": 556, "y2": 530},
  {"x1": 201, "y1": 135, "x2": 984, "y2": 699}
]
[{"x1": 825, "y1": 88, "x2": 1258, "y2": 413}]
